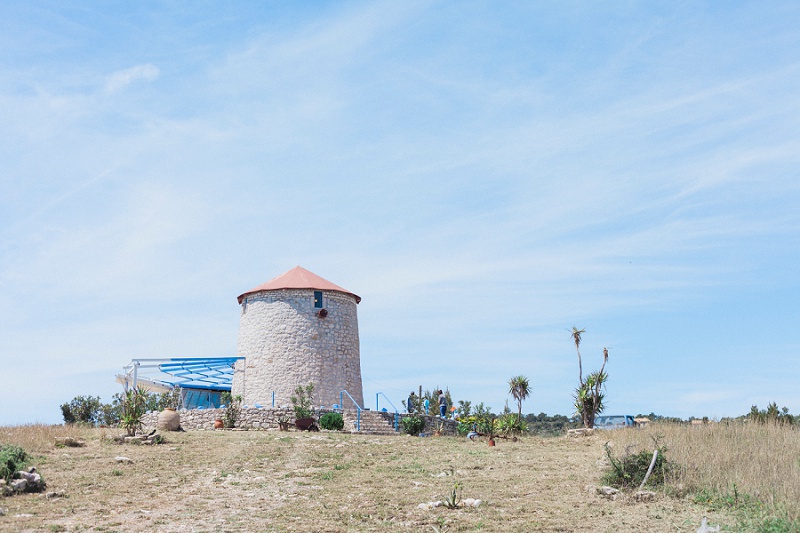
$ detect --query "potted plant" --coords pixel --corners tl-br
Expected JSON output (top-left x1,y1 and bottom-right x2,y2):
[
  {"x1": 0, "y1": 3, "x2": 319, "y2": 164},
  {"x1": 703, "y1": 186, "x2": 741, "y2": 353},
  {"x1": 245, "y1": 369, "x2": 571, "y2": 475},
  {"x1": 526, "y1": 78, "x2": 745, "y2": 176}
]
[{"x1": 290, "y1": 383, "x2": 318, "y2": 431}]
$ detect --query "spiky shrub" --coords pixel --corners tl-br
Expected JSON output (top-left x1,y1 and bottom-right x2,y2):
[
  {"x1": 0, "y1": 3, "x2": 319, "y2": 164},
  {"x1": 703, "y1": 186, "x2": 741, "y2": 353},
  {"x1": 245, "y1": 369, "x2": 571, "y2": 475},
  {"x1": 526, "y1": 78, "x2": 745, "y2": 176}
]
[
  {"x1": 0, "y1": 444, "x2": 29, "y2": 483},
  {"x1": 574, "y1": 370, "x2": 607, "y2": 428},
  {"x1": 120, "y1": 386, "x2": 148, "y2": 436},
  {"x1": 443, "y1": 482, "x2": 462, "y2": 509},
  {"x1": 496, "y1": 413, "x2": 528, "y2": 436},
  {"x1": 400, "y1": 415, "x2": 425, "y2": 435},
  {"x1": 319, "y1": 412, "x2": 344, "y2": 431}
]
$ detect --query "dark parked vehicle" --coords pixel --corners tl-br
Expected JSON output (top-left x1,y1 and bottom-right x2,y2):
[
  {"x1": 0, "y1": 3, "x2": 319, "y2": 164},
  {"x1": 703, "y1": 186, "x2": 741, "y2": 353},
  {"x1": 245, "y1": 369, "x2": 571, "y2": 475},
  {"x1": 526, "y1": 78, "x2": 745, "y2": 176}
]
[{"x1": 593, "y1": 415, "x2": 636, "y2": 429}]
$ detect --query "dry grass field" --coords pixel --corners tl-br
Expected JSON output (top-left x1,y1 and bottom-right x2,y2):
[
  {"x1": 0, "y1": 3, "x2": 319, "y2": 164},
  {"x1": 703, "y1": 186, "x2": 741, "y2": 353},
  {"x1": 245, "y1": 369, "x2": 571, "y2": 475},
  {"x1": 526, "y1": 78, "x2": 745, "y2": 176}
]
[
  {"x1": 605, "y1": 422, "x2": 800, "y2": 529},
  {"x1": 0, "y1": 424, "x2": 749, "y2": 533}
]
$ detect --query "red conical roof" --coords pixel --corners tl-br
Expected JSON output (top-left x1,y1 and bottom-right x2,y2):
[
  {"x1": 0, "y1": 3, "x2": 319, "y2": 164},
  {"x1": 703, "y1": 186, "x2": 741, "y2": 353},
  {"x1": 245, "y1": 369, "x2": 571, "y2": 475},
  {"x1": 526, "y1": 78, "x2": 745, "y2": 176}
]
[{"x1": 237, "y1": 266, "x2": 361, "y2": 304}]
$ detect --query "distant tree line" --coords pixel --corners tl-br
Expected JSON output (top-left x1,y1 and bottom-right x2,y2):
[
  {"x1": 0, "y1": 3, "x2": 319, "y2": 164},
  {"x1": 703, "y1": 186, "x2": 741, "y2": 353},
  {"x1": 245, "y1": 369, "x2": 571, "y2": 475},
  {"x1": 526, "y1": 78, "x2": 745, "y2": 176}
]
[{"x1": 60, "y1": 388, "x2": 181, "y2": 426}]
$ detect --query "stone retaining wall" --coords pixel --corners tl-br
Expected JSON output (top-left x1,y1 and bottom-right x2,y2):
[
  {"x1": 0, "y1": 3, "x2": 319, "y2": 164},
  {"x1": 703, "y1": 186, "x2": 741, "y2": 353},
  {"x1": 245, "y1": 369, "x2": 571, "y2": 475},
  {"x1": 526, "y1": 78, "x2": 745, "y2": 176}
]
[
  {"x1": 143, "y1": 407, "x2": 306, "y2": 431},
  {"x1": 142, "y1": 407, "x2": 458, "y2": 435}
]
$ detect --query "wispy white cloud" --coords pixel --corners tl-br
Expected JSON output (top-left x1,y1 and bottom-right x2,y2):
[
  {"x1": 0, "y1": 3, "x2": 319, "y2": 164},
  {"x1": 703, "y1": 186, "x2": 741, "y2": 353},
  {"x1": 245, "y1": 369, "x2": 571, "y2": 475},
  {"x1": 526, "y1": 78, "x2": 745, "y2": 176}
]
[
  {"x1": 1, "y1": 2, "x2": 799, "y2": 424},
  {"x1": 105, "y1": 63, "x2": 159, "y2": 93}
]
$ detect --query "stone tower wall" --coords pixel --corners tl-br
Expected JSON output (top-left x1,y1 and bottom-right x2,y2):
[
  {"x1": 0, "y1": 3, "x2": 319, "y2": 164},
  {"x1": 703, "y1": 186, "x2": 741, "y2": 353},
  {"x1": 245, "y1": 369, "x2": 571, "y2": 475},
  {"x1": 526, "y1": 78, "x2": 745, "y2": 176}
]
[{"x1": 231, "y1": 288, "x2": 363, "y2": 409}]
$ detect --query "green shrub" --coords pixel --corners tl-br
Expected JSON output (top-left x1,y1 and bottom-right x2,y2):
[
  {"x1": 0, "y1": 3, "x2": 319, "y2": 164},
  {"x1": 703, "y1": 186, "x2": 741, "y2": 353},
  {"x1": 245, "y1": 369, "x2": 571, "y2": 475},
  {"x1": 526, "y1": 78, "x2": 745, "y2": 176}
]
[
  {"x1": 60, "y1": 395, "x2": 102, "y2": 425},
  {"x1": 221, "y1": 392, "x2": 242, "y2": 428},
  {"x1": 0, "y1": 443, "x2": 29, "y2": 482},
  {"x1": 603, "y1": 439, "x2": 670, "y2": 489},
  {"x1": 400, "y1": 415, "x2": 425, "y2": 436},
  {"x1": 319, "y1": 412, "x2": 344, "y2": 431},
  {"x1": 496, "y1": 413, "x2": 528, "y2": 435}
]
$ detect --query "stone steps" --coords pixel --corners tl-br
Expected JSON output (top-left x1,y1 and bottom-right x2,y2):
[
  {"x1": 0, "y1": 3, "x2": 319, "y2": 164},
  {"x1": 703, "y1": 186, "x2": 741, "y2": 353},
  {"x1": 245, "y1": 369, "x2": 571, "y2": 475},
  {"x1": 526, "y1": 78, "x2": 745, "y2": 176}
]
[{"x1": 342, "y1": 410, "x2": 401, "y2": 435}]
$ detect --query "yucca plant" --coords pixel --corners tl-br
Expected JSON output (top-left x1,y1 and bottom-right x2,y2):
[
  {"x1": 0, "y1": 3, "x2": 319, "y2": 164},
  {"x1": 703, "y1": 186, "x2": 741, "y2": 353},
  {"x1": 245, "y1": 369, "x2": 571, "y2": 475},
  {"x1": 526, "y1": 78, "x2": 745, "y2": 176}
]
[
  {"x1": 120, "y1": 386, "x2": 148, "y2": 436},
  {"x1": 570, "y1": 326, "x2": 609, "y2": 428}
]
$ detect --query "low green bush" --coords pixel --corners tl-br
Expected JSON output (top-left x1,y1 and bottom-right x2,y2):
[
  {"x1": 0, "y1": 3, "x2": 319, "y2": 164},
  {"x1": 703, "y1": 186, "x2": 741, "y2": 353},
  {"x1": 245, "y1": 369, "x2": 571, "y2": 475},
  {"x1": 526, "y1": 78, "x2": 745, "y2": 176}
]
[
  {"x1": 603, "y1": 439, "x2": 670, "y2": 489},
  {"x1": 400, "y1": 415, "x2": 425, "y2": 436},
  {"x1": 0, "y1": 443, "x2": 29, "y2": 482},
  {"x1": 319, "y1": 412, "x2": 344, "y2": 431}
]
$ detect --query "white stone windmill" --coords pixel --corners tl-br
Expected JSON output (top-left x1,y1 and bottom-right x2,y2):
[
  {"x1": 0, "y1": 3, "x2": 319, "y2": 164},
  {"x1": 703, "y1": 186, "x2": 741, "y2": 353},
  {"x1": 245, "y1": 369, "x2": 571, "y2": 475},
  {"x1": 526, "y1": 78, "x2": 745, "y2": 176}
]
[{"x1": 231, "y1": 266, "x2": 364, "y2": 409}]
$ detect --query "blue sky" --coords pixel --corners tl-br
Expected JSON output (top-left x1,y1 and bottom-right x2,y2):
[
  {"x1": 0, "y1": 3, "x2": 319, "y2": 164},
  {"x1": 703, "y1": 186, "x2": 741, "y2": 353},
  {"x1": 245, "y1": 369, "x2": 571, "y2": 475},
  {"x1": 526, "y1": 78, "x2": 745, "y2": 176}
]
[{"x1": 1, "y1": 2, "x2": 798, "y2": 426}]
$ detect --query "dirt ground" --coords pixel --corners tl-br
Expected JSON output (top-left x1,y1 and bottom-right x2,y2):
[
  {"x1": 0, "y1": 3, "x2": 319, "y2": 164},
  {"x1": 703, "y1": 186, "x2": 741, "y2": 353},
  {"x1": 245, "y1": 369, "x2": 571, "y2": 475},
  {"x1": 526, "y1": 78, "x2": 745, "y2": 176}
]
[{"x1": 1, "y1": 429, "x2": 733, "y2": 532}]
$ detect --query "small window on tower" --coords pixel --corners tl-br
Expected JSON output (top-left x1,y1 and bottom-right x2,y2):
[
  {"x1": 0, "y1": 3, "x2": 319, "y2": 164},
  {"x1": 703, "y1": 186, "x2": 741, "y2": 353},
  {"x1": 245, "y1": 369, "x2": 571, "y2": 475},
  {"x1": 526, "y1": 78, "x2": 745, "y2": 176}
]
[{"x1": 314, "y1": 291, "x2": 323, "y2": 308}]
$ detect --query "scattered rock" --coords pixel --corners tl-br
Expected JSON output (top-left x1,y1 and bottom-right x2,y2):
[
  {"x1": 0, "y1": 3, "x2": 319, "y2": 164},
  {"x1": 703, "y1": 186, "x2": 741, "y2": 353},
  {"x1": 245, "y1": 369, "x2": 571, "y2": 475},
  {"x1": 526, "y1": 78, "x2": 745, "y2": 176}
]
[
  {"x1": 568, "y1": 428, "x2": 595, "y2": 437},
  {"x1": 597, "y1": 486, "x2": 619, "y2": 500},
  {"x1": 417, "y1": 501, "x2": 442, "y2": 509},
  {"x1": 697, "y1": 517, "x2": 720, "y2": 533},
  {"x1": 55, "y1": 437, "x2": 85, "y2": 447},
  {"x1": 45, "y1": 491, "x2": 66, "y2": 500},
  {"x1": 462, "y1": 498, "x2": 482, "y2": 507},
  {"x1": 5, "y1": 470, "x2": 47, "y2": 495},
  {"x1": 108, "y1": 432, "x2": 163, "y2": 446},
  {"x1": 635, "y1": 490, "x2": 657, "y2": 502},
  {"x1": 115, "y1": 456, "x2": 134, "y2": 464}
]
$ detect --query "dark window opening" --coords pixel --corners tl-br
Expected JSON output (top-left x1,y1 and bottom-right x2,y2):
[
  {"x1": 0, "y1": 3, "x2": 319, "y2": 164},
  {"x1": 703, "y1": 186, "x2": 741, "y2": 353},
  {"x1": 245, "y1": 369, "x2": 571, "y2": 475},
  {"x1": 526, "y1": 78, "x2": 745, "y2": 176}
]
[{"x1": 314, "y1": 291, "x2": 323, "y2": 308}]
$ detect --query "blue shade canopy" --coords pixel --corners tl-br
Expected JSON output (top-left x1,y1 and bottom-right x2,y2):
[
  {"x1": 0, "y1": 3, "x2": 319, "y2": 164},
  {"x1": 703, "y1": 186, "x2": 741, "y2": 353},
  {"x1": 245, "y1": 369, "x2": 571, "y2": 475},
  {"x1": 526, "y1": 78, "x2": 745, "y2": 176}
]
[{"x1": 119, "y1": 357, "x2": 244, "y2": 392}]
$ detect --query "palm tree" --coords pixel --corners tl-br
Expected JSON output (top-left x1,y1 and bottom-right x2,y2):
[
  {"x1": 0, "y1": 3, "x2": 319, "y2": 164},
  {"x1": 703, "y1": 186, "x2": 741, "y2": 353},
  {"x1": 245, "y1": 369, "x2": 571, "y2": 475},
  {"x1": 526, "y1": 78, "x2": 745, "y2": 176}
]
[{"x1": 508, "y1": 375, "x2": 531, "y2": 424}]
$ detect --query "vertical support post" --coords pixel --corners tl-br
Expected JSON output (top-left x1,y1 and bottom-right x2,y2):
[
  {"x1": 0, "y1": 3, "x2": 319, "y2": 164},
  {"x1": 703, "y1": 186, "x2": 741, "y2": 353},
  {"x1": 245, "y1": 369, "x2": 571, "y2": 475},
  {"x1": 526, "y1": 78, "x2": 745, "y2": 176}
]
[
  {"x1": 376, "y1": 393, "x2": 379, "y2": 412},
  {"x1": 132, "y1": 362, "x2": 139, "y2": 389},
  {"x1": 272, "y1": 391, "x2": 275, "y2": 408}
]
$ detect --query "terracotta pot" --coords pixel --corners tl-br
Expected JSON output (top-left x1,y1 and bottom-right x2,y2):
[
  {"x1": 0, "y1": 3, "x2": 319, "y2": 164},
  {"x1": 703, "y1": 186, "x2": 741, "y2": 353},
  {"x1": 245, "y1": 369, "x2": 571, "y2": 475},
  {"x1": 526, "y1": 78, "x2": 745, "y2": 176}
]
[
  {"x1": 295, "y1": 417, "x2": 318, "y2": 431},
  {"x1": 488, "y1": 438, "x2": 496, "y2": 447},
  {"x1": 158, "y1": 408, "x2": 180, "y2": 431},
  {"x1": 214, "y1": 419, "x2": 224, "y2": 429}
]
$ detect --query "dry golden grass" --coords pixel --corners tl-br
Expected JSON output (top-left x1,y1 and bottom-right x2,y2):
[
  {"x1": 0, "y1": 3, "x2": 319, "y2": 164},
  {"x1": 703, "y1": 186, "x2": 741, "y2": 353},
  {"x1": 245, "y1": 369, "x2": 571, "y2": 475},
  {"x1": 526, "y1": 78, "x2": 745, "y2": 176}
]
[
  {"x1": 0, "y1": 425, "x2": 736, "y2": 532},
  {"x1": 1, "y1": 424, "x2": 94, "y2": 455},
  {"x1": 604, "y1": 421, "x2": 800, "y2": 521}
]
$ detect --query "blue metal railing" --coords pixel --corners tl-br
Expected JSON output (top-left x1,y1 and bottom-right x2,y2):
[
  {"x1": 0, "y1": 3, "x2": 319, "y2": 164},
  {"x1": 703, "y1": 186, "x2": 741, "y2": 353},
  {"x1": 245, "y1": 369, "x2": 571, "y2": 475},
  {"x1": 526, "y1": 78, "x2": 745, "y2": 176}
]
[
  {"x1": 375, "y1": 392, "x2": 400, "y2": 431},
  {"x1": 340, "y1": 390, "x2": 363, "y2": 431}
]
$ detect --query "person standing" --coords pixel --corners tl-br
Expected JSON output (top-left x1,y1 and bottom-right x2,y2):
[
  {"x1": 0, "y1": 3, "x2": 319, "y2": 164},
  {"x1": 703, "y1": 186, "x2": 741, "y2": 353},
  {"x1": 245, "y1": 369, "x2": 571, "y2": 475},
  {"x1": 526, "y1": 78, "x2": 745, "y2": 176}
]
[
  {"x1": 438, "y1": 390, "x2": 447, "y2": 418},
  {"x1": 407, "y1": 392, "x2": 416, "y2": 413}
]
